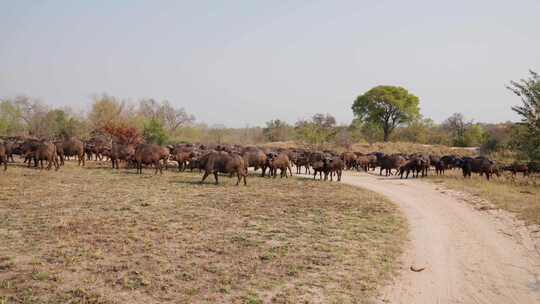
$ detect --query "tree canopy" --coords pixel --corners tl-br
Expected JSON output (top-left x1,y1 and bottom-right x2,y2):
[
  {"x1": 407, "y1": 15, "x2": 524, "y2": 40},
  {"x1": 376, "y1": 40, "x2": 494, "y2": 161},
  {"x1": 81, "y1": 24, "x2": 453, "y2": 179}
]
[
  {"x1": 352, "y1": 86, "x2": 420, "y2": 141},
  {"x1": 508, "y1": 70, "x2": 540, "y2": 161}
]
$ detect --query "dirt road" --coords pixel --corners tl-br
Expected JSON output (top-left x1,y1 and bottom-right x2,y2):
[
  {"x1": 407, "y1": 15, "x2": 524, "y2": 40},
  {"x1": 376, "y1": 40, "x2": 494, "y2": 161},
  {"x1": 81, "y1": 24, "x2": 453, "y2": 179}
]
[{"x1": 326, "y1": 171, "x2": 540, "y2": 303}]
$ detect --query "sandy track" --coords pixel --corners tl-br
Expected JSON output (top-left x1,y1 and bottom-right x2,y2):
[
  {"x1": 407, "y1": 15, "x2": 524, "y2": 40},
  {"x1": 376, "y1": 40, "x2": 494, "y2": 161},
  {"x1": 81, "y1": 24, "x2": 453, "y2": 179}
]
[{"x1": 313, "y1": 171, "x2": 540, "y2": 304}]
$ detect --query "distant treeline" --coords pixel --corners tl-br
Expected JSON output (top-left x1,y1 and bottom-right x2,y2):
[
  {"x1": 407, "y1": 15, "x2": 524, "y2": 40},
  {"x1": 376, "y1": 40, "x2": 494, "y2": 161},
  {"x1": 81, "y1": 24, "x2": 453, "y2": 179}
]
[{"x1": 1, "y1": 71, "x2": 538, "y2": 162}]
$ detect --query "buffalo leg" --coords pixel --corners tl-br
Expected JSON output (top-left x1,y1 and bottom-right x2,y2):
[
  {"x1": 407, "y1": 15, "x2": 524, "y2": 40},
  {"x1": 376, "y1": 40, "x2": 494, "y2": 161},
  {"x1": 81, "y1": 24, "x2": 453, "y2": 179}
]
[{"x1": 201, "y1": 171, "x2": 210, "y2": 183}]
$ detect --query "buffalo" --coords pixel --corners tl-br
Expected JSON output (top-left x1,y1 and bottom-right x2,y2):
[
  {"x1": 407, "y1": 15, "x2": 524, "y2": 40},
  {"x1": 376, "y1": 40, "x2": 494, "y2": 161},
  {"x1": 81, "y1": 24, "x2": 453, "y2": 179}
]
[
  {"x1": 134, "y1": 144, "x2": 164, "y2": 174},
  {"x1": 379, "y1": 155, "x2": 406, "y2": 176},
  {"x1": 59, "y1": 138, "x2": 86, "y2": 166},
  {"x1": 266, "y1": 152, "x2": 293, "y2": 178},
  {"x1": 242, "y1": 147, "x2": 268, "y2": 176},
  {"x1": 109, "y1": 143, "x2": 136, "y2": 169},
  {"x1": 0, "y1": 143, "x2": 7, "y2": 171},
  {"x1": 200, "y1": 151, "x2": 247, "y2": 185}
]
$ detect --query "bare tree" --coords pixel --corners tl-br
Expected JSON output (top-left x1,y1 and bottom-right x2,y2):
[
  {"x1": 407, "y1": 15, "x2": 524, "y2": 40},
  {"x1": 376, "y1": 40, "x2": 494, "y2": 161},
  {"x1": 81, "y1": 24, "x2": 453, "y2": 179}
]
[{"x1": 137, "y1": 99, "x2": 195, "y2": 131}]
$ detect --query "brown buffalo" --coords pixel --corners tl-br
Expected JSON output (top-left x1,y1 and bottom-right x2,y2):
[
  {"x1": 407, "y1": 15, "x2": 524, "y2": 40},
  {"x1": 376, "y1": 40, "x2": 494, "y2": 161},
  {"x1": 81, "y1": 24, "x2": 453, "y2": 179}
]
[
  {"x1": 457, "y1": 157, "x2": 499, "y2": 180},
  {"x1": 3, "y1": 141, "x2": 15, "y2": 162},
  {"x1": 20, "y1": 139, "x2": 41, "y2": 167},
  {"x1": 399, "y1": 158, "x2": 422, "y2": 179},
  {"x1": 326, "y1": 157, "x2": 344, "y2": 181},
  {"x1": 379, "y1": 155, "x2": 406, "y2": 176},
  {"x1": 172, "y1": 150, "x2": 193, "y2": 171},
  {"x1": 109, "y1": 143, "x2": 135, "y2": 169},
  {"x1": 0, "y1": 144, "x2": 7, "y2": 171},
  {"x1": 134, "y1": 144, "x2": 164, "y2": 174},
  {"x1": 502, "y1": 164, "x2": 529, "y2": 177},
  {"x1": 341, "y1": 152, "x2": 357, "y2": 170},
  {"x1": 293, "y1": 151, "x2": 311, "y2": 174},
  {"x1": 33, "y1": 141, "x2": 60, "y2": 170},
  {"x1": 59, "y1": 138, "x2": 85, "y2": 166},
  {"x1": 200, "y1": 151, "x2": 247, "y2": 185},
  {"x1": 242, "y1": 148, "x2": 267, "y2": 176},
  {"x1": 267, "y1": 152, "x2": 293, "y2": 178},
  {"x1": 159, "y1": 146, "x2": 170, "y2": 170},
  {"x1": 310, "y1": 152, "x2": 331, "y2": 180}
]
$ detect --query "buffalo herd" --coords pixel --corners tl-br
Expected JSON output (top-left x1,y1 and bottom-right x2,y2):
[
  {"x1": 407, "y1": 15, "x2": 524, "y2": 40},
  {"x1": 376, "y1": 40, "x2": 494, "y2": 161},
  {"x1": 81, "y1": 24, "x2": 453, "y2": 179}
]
[{"x1": 0, "y1": 136, "x2": 538, "y2": 185}]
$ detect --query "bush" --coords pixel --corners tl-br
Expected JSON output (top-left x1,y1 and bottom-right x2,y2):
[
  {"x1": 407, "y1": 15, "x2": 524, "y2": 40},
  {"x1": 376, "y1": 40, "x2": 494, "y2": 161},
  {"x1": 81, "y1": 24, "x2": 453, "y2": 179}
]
[{"x1": 143, "y1": 119, "x2": 168, "y2": 145}]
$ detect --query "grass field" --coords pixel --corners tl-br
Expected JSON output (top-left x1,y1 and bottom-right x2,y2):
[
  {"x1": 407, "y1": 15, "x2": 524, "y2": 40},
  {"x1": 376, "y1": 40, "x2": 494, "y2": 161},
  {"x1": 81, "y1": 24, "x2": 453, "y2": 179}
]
[
  {"x1": 427, "y1": 170, "x2": 540, "y2": 225},
  {"x1": 0, "y1": 161, "x2": 406, "y2": 304}
]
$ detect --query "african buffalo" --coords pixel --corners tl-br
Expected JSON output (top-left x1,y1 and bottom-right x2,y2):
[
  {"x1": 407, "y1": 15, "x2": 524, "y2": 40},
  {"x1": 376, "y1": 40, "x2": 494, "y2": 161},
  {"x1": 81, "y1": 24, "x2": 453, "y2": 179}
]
[
  {"x1": 134, "y1": 144, "x2": 164, "y2": 174},
  {"x1": 200, "y1": 151, "x2": 247, "y2": 185},
  {"x1": 59, "y1": 138, "x2": 85, "y2": 166},
  {"x1": 242, "y1": 148, "x2": 267, "y2": 176},
  {"x1": 379, "y1": 155, "x2": 406, "y2": 176},
  {"x1": 109, "y1": 143, "x2": 135, "y2": 169},
  {"x1": 0, "y1": 144, "x2": 7, "y2": 171},
  {"x1": 267, "y1": 152, "x2": 293, "y2": 178}
]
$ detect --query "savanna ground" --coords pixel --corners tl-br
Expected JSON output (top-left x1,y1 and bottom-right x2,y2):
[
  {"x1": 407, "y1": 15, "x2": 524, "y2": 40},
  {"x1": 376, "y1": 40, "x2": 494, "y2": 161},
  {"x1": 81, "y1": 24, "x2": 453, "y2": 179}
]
[
  {"x1": 0, "y1": 161, "x2": 406, "y2": 304},
  {"x1": 426, "y1": 169, "x2": 540, "y2": 225}
]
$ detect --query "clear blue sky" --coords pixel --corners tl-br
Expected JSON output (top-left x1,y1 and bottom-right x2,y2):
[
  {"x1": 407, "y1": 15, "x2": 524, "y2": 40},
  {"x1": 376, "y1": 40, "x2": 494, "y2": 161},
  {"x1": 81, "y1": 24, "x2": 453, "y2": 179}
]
[{"x1": 1, "y1": 1, "x2": 539, "y2": 127}]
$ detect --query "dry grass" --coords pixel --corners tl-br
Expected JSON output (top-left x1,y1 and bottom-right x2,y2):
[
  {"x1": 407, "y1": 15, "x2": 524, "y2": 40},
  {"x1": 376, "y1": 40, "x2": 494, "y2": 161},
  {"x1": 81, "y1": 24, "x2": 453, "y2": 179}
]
[
  {"x1": 0, "y1": 161, "x2": 406, "y2": 304},
  {"x1": 427, "y1": 170, "x2": 540, "y2": 225}
]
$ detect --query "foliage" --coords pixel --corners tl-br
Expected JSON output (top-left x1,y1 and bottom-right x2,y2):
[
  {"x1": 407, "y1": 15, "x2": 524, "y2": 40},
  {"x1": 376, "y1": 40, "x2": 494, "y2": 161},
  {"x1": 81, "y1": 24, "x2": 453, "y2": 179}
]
[
  {"x1": 262, "y1": 119, "x2": 293, "y2": 142},
  {"x1": 333, "y1": 127, "x2": 354, "y2": 150},
  {"x1": 138, "y1": 98, "x2": 195, "y2": 132},
  {"x1": 391, "y1": 118, "x2": 450, "y2": 145},
  {"x1": 143, "y1": 119, "x2": 169, "y2": 145},
  {"x1": 0, "y1": 97, "x2": 89, "y2": 139},
  {"x1": 462, "y1": 124, "x2": 487, "y2": 147},
  {"x1": 349, "y1": 119, "x2": 383, "y2": 143},
  {"x1": 295, "y1": 113, "x2": 338, "y2": 149},
  {"x1": 507, "y1": 70, "x2": 540, "y2": 161},
  {"x1": 508, "y1": 123, "x2": 539, "y2": 161},
  {"x1": 0, "y1": 99, "x2": 25, "y2": 135},
  {"x1": 352, "y1": 86, "x2": 420, "y2": 141},
  {"x1": 87, "y1": 94, "x2": 128, "y2": 131},
  {"x1": 103, "y1": 123, "x2": 143, "y2": 145},
  {"x1": 441, "y1": 113, "x2": 487, "y2": 147}
]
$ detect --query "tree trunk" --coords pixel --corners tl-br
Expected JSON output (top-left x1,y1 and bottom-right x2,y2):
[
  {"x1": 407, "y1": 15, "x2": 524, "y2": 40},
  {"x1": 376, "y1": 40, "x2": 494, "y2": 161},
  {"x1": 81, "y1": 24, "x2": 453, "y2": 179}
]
[{"x1": 383, "y1": 127, "x2": 390, "y2": 142}]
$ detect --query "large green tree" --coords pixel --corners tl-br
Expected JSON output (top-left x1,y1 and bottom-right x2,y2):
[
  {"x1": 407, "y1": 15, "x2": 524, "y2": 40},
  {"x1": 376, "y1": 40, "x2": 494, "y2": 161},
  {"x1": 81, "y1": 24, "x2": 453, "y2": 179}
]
[
  {"x1": 352, "y1": 86, "x2": 420, "y2": 141},
  {"x1": 507, "y1": 70, "x2": 540, "y2": 161}
]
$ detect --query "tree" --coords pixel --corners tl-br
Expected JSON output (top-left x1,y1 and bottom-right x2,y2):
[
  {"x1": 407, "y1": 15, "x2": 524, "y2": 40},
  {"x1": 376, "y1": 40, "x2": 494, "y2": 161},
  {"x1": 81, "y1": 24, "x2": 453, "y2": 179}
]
[
  {"x1": 263, "y1": 119, "x2": 292, "y2": 142},
  {"x1": 442, "y1": 113, "x2": 468, "y2": 146},
  {"x1": 88, "y1": 94, "x2": 127, "y2": 131},
  {"x1": 463, "y1": 124, "x2": 487, "y2": 147},
  {"x1": 0, "y1": 98, "x2": 25, "y2": 136},
  {"x1": 138, "y1": 98, "x2": 195, "y2": 132},
  {"x1": 208, "y1": 124, "x2": 227, "y2": 144},
  {"x1": 103, "y1": 123, "x2": 143, "y2": 145},
  {"x1": 143, "y1": 119, "x2": 169, "y2": 145},
  {"x1": 295, "y1": 113, "x2": 338, "y2": 149},
  {"x1": 349, "y1": 118, "x2": 384, "y2": 143},
  {"x1": 312, "y1": 113, "x2": 336, "y2": 128},
  {"x1": 334, "y1": 127, "x2": 354, "y2": 150},
  {"x1": 352, "y1": 86, "x2": 420, "y2": 141},
  {"x1": 507, "y1": 70, "x2": 540, "y2": 161}
]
